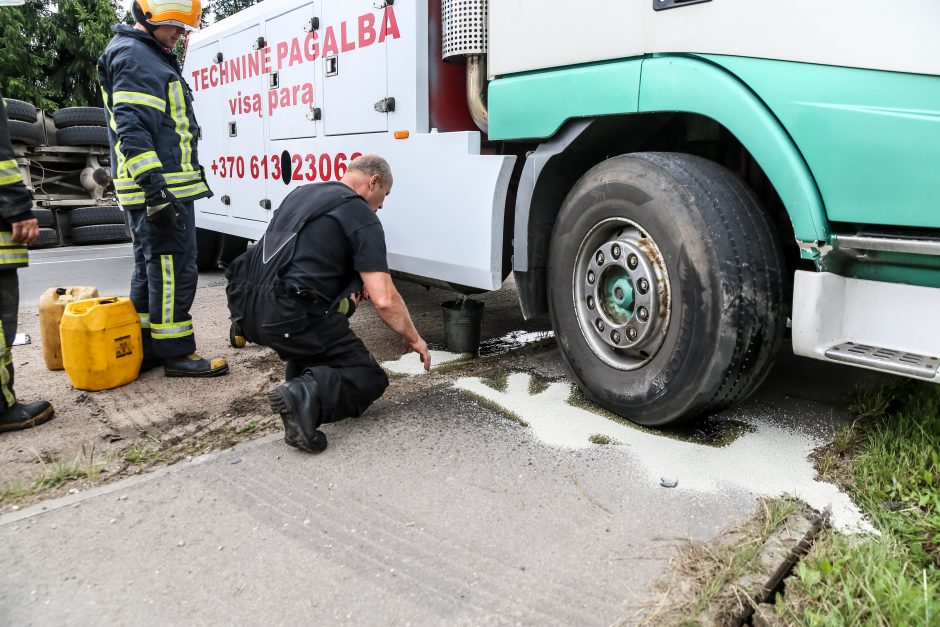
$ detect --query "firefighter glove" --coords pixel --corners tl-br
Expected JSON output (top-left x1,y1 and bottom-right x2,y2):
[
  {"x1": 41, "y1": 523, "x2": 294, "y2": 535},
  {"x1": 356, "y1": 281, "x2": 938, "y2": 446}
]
[{"x1": 145, "y1": 187, "x2": 181, "y2": 231}]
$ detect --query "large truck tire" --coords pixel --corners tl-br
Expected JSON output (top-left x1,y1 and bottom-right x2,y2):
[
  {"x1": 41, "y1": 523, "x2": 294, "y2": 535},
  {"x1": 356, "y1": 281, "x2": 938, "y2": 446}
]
[
  {"x1": 56, "y1": 125, "x2": 109, "y2": 147},
  {"x1": 8, "y1": 120, "x2": 41, "y2": 146},
  {"x1": 547, "y1": 152, "x2": 786, "y2": 426},
  {"x1": 33, "y1": 208, "x2": 54, "y2": 229},
  {"x1": 69, "y1": 205, "x2": 125, "y2": 228},
  {"x1": 4, "y1": 99, "x2": 37, "y2": 123},
  {"x1": 29, "y1": 228, "x2": 60, "y2": 249},
  {"x1": 70, "y1": 223, "x2": 131, "y2": 245},
  {"x1": 53, "y1": 107, "x2": 107, "y2": 128}
]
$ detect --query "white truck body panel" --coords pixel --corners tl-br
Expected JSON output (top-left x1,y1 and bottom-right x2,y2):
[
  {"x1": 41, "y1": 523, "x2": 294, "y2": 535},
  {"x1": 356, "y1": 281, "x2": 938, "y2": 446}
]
[
  {"x1": 186, "y1": 0, "x2": 514, "y2": 290},
  {"x1": 489, "y1": 0, "x2": 940, "y2": 78},
  {"x1": 792, "y1": 271, "x2": 940, "y2": 382}
]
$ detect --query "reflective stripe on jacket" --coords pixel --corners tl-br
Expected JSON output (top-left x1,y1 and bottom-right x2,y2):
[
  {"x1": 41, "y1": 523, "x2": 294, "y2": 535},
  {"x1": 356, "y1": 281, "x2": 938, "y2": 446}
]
[
  {"x1": 97, "y1": 24, "x2": 212, "y2": 210},
  {"x1": 0, "y1": 232, "x2": 28, "y2": 269},
  {"x1": 0, "y1": 93, "x2": 34, "y2": 269}
]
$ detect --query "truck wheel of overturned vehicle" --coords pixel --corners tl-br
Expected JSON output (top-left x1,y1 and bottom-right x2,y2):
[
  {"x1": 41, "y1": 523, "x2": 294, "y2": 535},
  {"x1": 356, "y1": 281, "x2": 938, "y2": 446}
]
[
  {"x1": 53, "y1": 107, "x2": 106, "y2": 129},
  {"x1": 547, "y1": 152, "x2": 786, "y2": 426},
  {"x1": 8, "y1": 120, "x2": 41, "y2": 146},
  {"x1": 29, "y1": 228, "x2": 60, "y2": 249},
  {"x1": 70, "y1": 223, "x2": 130, "y2": 245},
  {"x1": 4, "y1": 99, "x2": 37, "y2": 123},
  {"x1": 33, "y1": 208, "x2": 54, "y2": 229},
  {"x1": 56, "y1": 125, "x2": 109, "y2": 148},
  {"x1": 69, "y1": 205, "x2": 125, "y2": 228}
]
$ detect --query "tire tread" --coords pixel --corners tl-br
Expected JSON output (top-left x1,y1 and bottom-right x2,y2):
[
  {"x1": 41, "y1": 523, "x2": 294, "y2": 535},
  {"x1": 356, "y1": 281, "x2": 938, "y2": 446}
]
[
  {"x1": 4, "y1": 99, "x2": 37, "y2": 123},
  {"x1": 69, "y1": 205, "x2": 125, "y2": 228},
  {"x1": 70, "y1": 223, "x2": 131, "y2": 245},
  {"x1": 53, "y1": 107, "x2": 107, "y2": 129}
]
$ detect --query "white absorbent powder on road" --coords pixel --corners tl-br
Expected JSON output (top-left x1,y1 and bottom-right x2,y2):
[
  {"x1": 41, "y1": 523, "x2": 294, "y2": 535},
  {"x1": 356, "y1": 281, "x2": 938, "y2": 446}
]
[
  {"x1": 453, "y1": 372, "x2": 874, "y2": 534},
  {"x1": 381, "y1": 349, "x2": 468, "y2": 376}
]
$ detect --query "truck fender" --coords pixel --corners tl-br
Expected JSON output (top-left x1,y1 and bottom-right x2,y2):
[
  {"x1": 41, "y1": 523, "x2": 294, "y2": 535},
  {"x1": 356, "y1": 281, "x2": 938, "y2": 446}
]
[
  {"x1": 512, "y1": 56, "x2": 829, "y2": 317},
  {"x1": 639, "y1": 55, "x2": 827, "y2": 243},
  {"x1": 513, "y1": 119, "x2": 592, "y2": 319}
]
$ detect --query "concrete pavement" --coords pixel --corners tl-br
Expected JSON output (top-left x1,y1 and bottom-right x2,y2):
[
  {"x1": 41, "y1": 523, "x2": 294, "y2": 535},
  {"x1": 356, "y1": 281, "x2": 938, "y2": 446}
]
[{"x1": 1, "y1": 383, "x2": 756, "y2": 626}]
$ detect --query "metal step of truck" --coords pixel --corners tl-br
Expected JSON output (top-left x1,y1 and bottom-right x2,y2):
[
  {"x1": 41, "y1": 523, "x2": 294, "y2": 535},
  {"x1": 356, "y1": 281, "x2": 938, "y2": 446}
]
[{"x1": 825, "y1": 342, "x2": 940, "y2": 379}]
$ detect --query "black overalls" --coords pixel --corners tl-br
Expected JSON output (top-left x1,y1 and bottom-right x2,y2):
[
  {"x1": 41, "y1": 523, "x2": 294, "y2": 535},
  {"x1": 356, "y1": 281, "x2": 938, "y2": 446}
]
[{"x1": 226, "y1": 184, "x2": 389, "y2": 432}]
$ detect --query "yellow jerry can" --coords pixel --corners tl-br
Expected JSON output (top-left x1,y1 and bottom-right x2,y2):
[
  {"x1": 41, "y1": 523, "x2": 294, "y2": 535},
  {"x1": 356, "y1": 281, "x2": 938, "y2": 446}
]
[
  {"x1": 38, "y1": 286, "x2": 99, "y2": 370},
  {"x1": 60, "y1": 297, "x2": 143, "y2": 391}
]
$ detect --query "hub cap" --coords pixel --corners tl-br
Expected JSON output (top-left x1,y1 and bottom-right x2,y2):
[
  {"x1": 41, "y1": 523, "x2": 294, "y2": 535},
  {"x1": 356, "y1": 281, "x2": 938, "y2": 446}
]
[{"x1": 573, "y1": 218, "x2": 670, "y2": 370}]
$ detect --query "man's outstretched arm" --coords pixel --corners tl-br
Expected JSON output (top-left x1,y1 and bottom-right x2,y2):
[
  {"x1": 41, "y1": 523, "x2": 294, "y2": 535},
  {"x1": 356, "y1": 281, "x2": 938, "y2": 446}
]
[{"x1": 361, "y1": 271, "x2": 431, "y2": 371}]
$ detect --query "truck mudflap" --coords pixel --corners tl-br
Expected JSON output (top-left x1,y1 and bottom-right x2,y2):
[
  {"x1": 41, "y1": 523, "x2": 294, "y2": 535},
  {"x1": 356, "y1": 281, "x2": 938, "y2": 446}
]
[{"x1": 791, "y1": 271, "x2": 940, "y2": 382}]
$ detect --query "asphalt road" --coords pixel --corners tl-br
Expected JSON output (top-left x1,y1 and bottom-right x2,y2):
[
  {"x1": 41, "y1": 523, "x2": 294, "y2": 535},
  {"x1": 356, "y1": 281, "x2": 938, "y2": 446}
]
[{"x1": 1, "y1": 245, "x2": 887, "y2": 625}]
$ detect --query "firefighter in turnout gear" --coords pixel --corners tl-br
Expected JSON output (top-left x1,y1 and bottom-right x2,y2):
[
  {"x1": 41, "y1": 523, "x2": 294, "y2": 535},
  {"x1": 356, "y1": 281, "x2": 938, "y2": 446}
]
[
  {"x1": 0, "y1": 93, "x2": 55, "y2": 432},
  {"x1": 98, "y1": 0, "x2": 228, "y2": 377}
]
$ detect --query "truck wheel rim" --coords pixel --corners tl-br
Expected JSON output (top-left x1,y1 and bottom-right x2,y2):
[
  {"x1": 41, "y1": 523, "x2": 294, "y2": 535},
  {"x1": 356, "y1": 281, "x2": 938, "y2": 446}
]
[{"x1": 573, "y1": 218, "x2": 671, "y2": 371}]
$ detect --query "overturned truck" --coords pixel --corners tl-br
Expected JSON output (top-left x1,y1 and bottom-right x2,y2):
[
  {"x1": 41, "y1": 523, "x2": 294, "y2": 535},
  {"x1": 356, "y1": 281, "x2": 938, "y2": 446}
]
[
  {"x1": 5, "y1": 98, "x2": 130, "y2": 249},
  {"x1": 184, "y1": 0, "x2": 940, "y2": 425}
]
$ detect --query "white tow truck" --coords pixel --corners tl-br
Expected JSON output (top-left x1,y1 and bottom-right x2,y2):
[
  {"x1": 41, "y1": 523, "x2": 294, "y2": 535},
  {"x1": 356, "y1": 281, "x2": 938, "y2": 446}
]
[{"x1": 185, "y1": 0, "x2": 940, "y2": 426}]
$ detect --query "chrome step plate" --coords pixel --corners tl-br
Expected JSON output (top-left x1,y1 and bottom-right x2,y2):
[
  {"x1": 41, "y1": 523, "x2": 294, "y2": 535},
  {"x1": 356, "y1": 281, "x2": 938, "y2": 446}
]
[{"x1": 825, "y1": 342, "x2": 940, "y2": 379}]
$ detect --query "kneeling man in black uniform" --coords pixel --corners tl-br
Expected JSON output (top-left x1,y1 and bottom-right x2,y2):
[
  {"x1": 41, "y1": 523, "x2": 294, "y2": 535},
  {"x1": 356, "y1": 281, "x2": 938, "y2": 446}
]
[{"x1": 226, "y1": 154, "x2": 431, "y2": 452}]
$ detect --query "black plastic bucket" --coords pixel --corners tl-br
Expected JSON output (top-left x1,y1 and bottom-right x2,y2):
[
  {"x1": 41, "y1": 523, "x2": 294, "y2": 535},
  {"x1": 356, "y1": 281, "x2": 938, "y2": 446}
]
[{"x1": 442, "y1": 299, "x2": 485, "y2": 354}]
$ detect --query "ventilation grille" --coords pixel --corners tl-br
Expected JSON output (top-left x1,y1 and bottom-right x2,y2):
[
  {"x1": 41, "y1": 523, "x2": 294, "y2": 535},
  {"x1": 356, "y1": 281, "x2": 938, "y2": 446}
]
[{"x1": 442, "y1": 0, "x2": 487, "y2": 61}]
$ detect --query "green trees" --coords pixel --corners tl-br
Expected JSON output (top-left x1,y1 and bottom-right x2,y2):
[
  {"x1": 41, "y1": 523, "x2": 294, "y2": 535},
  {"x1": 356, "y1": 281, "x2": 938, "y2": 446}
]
[
  {"x1": 0, "y1": 0, "x2": 55, "y2": 108},
  {"x1": 0, "y1": 0, "x2": 119, "y2": 108},
  {"x1": 0, "y1": 0, "x2": 260, "y2": 109}
]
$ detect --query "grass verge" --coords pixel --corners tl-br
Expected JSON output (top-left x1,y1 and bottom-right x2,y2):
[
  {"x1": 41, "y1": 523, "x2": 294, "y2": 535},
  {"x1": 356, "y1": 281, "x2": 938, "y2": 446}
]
[
  {"x1": 772, "y1": 380, "x2": 940, "y2": 625},
  {"x1": 0, "y1": 444, "x2": 106, "y2": 502},
  {"x1": 640, "y1": 497, "x2": 803, "y2": 625}
]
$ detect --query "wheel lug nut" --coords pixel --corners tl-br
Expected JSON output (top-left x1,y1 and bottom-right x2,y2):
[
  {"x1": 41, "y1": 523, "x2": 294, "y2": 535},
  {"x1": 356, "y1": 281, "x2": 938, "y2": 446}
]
[
  {"x1": 587, "y1": 271, "x2": 596, "y2": 285},
  {"x1": 637, "y1": 307, "x2": 649, "y2": 322},
  {"x1": 627, "y1": 254, "x2": 639, "y2": 270},
  {"x1": 596, "y1": 319, "x2": 605, "y2": 332},
  {"x1": 611, "y1": 244, "x2": 621, "y2": 259},
  {"x1": 587, "y1": 296, "x2": 595, "y2": 310},
  {"x1": 615, "y1": 287, "x2": 624, "y2": 300},
  {"x1": 626, "y1": 326, "x2": 638, "y2": 341},
  {"x1": 637, "y1": 278, "x2": 650, "y2": 294},
  {"x1": 611, "y1": 330, "x2": 621, "y2": 344},
  {"x1": 596, "y1": 251, "x2": 605, "y2": 265}
]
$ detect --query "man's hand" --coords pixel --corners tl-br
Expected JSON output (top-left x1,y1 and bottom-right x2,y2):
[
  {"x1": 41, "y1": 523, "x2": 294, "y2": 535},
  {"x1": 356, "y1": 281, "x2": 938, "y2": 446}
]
[
  {"x1": 10, "y1": 218, "x2": 39, "y2": 245},
  {"x1": 404, "y1": 335, "x2": 431, "y2": 372},
  {"x1": 145, "y1": 187, "x2": 181, "y2": 231}
]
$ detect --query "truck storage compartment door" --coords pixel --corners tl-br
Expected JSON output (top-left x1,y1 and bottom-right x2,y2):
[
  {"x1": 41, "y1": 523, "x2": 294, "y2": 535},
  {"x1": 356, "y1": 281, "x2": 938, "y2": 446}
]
[
  {"x1": 321, "y1": 0, "x2": 389, "y2": 136},
  {"x1": 222, "y1": 24, "x2": 270, "y2": 223},
  {"x1": 266, "y1": 2, "x2": 319, "y2": 141},
  {"x1": 185, "y1": 39, "x2": 227, "y2": 217}
]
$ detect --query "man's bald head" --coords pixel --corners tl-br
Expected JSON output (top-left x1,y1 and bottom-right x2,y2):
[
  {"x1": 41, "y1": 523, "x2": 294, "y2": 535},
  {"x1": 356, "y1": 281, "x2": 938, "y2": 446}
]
[{"x1": 341, "y1": 154, "x2": 393, "y2": 211}]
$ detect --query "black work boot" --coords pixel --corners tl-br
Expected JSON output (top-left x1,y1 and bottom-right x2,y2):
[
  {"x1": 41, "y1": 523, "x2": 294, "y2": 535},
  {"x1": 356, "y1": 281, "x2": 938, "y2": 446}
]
[
  {"x1": 229, "y1": 321, "x2": 247, "y2": 348},
  {"x1": 267, "y1": 376, "x2": 327, "y2": 453},
  {"x1": 164, "y1": 353, "x2": 229, "y2": 378},
  {"x1": 0, "y1": 401, "x2": 55, "y2": 433}
]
